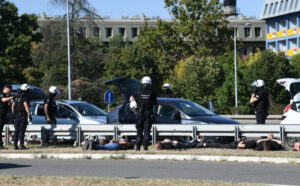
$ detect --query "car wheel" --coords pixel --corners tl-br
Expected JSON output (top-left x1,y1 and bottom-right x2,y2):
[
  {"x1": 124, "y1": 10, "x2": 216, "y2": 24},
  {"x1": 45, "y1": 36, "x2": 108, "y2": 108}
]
[{"x1": 285, "y1": 137, "x2": 298, "y2": 149}]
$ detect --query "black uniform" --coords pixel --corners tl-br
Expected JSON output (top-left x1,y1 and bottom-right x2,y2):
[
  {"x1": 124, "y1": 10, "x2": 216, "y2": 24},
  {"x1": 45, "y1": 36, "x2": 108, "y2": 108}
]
[
  {"x1": 44, "y1": 94, "x2": 58, "y2": 124},
  {"x1": 253, "y1": 87, "x2": 269, "y2": 124},
  {"x1": 162, "y1": 88, "x2": 176, "y2": 98},
  {"x1": 132, "y1": 84, "x2": 157, "y2": 150},
  {"x1": 0, "y1": 92, "x2": 9, "y2": 146},
  {"x1": 13, "y1": 92, "x2": 30, "y2": 147}
]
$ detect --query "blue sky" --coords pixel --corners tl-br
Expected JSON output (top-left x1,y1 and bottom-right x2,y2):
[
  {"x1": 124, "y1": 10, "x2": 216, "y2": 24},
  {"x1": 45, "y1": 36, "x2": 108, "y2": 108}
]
[{"x1": 7, "y1": 0, "x2": 264, "y2": 19}]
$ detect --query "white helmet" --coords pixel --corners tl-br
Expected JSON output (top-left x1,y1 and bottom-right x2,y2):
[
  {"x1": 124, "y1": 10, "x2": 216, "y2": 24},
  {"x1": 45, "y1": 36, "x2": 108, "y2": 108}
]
[
  {"x1": 251, "y1": 79, "x2": 265, "y2": 88},
  {"x1": 163, "y1": 83, "x2": 172, "y2": 89},
  {"x1": 49, "y1": 86, "x2": 61, "y2": 94},
  {"x1": 141, "y1": 76, "x2": 152, "y2": 85},
  {"x1": 20, "y1": 84, "x2": 30, "y2": 91},
  {"x1": 293, "y1": 93, "x2": 300, "y2": 102}
]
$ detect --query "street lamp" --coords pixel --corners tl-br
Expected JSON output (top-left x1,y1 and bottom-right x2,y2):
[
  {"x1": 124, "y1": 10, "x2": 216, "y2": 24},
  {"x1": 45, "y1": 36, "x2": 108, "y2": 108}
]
[
  {"x1": 234, "y1": 22, "x2": 252, "y2": 115},
  {"x1": 66, "y1": 0, "x2": 72, "y2": 100}
]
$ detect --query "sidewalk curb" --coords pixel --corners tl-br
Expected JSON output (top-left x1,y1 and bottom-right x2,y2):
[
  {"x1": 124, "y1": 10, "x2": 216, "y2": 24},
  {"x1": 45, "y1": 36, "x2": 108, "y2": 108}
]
[{"x1": 0, "y1": 153, "x2": 300, "y2": 164}]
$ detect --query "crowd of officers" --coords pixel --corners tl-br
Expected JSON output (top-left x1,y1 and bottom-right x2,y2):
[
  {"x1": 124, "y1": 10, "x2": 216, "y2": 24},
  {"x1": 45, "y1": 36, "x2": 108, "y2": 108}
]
[
  {"x1": 0, "y1": 76, "x2": 269, "y2": 151},
  {"x1": 0, "y1": 84, "x2": 61, "y2": 150}
]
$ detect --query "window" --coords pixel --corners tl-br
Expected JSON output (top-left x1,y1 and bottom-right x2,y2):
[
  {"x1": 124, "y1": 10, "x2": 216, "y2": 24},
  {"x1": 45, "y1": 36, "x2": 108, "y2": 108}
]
[
  {"x1": 284, "y1": 0, "x2": 289, "y2": 11},
  {"x1": 269, "y1": 3, "x2": 274, "y2": 15},
  {"x1": 268, "y1": 42, "x2": 276, "y2": 52},
  {"x1": 93, "y1": 27, "x2": 100, "y2": 37},
  {"x1": 255, "y1": 27, "x2": 261, "y2": 37},
  {"x1": 244, "y1": 27, "x2": 251, "y2": 37},
  {"x1": 279, "y1": 0, "x2": 284, "y2": 12},
  {"x1": 278, "y1": 40, "x2": 287, "y2": 51},
  {"x1": 131, "y1": 27, "x2": 138, "y2": 38},
  {"x1": 36, "y1": 104, "x2": 45, "y2": 116},
  {"x1": 289, "y1": 17, "x2": 297, "y2": 28},
  {"x1": 264, "y1": 4, "x2": 269, "y2": 16},
  {"x1": 56, "y1": 106, "x2": 74, "y2": 119},
  {"x1": 295, "y1": 0, "x2": 299, "y2": 8},
  {"x1": 243, "y1": 48, "x2": 248, "y2": 55},
  {"x1": 289, "y1": 38, "x2": 297, "y2": 49},
  {"x1": 279, "y1": 19, "x2": 286, "y2": 30},
  {"x1": 118, "y1": 27, "x2": 125, "y2": 36},
  {"x1": 79, "y1": 27, "x2": 87, "y2": 37},
  {"x1": 274, "y1": 2, "x2": 279, "y2": 14},
  {"x1": 268, "y1": 22, "x2": 276, "y2": 33},
  {"x1": 105, "y1": 27, "x2": 112, "y2": 38},
  {"x1": 155, "y1": 103, "x2": 181, "y2": 123},
  {"x1": 290, "y1": 0, "x2": 295, "y2": 9}
]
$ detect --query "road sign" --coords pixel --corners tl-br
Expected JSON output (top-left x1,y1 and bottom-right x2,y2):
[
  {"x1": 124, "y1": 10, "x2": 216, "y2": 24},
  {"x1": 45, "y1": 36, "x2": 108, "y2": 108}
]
[{"x1": 104, "y1": 90, "x2": 114, "y2": 105}]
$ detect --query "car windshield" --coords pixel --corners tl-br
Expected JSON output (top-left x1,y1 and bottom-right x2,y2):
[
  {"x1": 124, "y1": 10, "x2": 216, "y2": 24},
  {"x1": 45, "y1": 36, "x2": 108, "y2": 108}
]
[
  {"x1": 171, "y1": 100, "x2": 216, "y2": 116},
  {"x1": 70, "y1": 103, "x2": 107, "y2": 116}
]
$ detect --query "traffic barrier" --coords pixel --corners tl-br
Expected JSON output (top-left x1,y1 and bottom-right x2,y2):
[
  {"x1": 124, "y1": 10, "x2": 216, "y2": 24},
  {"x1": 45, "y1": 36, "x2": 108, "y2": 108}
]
[{"x1": 2, "y1": 123, "x2": 300, "y2": 148}]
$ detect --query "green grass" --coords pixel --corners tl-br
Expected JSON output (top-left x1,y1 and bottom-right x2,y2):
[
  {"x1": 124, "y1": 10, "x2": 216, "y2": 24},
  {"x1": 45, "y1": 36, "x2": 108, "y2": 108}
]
[{"x1": 0, "y1": 176, "x2": 266, "y2": 186}]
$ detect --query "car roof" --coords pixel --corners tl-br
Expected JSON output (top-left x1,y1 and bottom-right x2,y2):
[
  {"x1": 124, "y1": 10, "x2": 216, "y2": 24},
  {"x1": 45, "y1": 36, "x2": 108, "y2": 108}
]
[{"x1": 31, "y1": 100, "x2": 87, "y2": 104}]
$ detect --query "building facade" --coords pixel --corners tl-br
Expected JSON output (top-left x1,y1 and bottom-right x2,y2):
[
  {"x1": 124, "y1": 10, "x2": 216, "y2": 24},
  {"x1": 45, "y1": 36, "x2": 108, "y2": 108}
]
[{"x1": 261, "y1": 0, "x2": 300, "y2": 57}]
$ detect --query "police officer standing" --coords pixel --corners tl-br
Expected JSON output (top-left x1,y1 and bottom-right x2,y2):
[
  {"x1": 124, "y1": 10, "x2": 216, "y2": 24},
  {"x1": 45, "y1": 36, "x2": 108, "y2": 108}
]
[
  {"x1": 12, "y1": 84, "x2": 31, "y2": 150},
  {"x1": 0, "y1": 85, "x2": 14, "y2": 149},
  {"x1": 250, "y1": 80, "x2": 270, "y2": 124},
  {"x1": 161, "y1": 83, "x2": 176, "y2": 98},
  {"x1": 130, "y1": 76, "x2": 157, "y2": 151},
  {"x1": 43, "y1": 86, "x2": 61, "y2": 145}
]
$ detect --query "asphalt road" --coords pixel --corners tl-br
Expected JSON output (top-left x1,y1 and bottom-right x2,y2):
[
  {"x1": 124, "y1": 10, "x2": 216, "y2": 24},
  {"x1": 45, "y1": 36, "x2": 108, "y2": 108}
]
[{"x1": 0, "y1": 159, "x2": 299, "y2": 185}]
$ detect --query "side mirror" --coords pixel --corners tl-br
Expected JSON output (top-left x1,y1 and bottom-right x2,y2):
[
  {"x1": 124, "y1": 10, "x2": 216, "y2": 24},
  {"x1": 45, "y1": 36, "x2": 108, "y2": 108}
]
[{"x1": 171, "y1": 111, "x2": 181, "y2": 120}]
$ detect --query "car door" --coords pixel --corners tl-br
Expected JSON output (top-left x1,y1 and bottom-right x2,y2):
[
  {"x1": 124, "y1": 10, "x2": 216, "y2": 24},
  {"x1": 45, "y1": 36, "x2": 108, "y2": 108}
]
[
  {"x1": 31, "y1": 103, "x2": 47, "y2": 124},
  {"x1": 119, "y1": 103, "x2": 136, "y2": 124},
  {"x1": 56, "y1": 104, "x2": 79, "y2": 124},
  {"x1": 155, "y1": 102, "x2": 181, "y2": 124}
]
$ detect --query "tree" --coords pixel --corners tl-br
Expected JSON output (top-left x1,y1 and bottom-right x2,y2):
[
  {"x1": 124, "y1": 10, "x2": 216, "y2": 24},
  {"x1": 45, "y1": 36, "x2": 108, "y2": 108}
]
[
  {"x1": 291, "y1": 54, "x2": 300, "y2": 77},
  {"x1": 0, "y1": 0, "x2": 41, "y2": 86}
]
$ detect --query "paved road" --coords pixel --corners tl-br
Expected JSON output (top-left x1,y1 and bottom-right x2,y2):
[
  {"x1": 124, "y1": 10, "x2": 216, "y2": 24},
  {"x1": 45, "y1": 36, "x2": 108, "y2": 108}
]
[{"x1": 0, "y1": 159, "x2": 299, "y2": 185}]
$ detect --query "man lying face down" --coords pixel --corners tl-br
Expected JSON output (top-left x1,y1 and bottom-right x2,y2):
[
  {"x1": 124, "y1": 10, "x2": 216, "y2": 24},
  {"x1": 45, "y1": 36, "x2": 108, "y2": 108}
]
[
  {"x1": 196, "y1": 134, "x2": 283, "y2": 151},
  {"x1": 155, "y1": 138, "x2": 199, "y2": 150},
  {"x1": 82, "y1": 138, "x2": 135, "y2": 151}
]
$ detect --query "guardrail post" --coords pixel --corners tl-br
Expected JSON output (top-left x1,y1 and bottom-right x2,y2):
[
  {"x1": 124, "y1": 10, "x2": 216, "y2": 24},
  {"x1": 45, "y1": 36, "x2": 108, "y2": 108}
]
[
  {"x1": 193, "y1": 126, "x2": 197, "y2": 140},
  {"x1": 77, "y1": 126, "x2": 82, "y2": 147},
  {"x1": 280, "y1": 126, "x2": 286, "y2": 148},
  {"x1": 4, "y1": 126, "x2": 9, "y2": 146},
  {"x1": 41, "y1": 126, "x2": 45, "y2": 147},
  {"x1": 152, "y1": 126, "x2": 157, "y2": 147},
  {"x1": 114, "y1": 126, "x2": 119, "y2": 141},
  {"x1": 234, "y1": 125, "x2": 240, "y2": 142}
]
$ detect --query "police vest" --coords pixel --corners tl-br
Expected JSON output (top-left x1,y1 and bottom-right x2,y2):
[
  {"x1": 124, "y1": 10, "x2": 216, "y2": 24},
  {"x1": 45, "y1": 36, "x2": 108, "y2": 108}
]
[
  {"x1": 46, "y1": 96, "x2": 57, "y2": 116},
  {"x1": 15, "y1": 95, "x2": 26, "y2": 113},
  {"x1": 136, "y1": 89, "x2": 153, "y2": 110}
]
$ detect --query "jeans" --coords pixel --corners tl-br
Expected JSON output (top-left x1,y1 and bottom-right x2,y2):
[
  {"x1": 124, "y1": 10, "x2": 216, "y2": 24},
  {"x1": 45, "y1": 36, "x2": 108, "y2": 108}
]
[
  {"x1": 136, "y1": 110, "x2": 153, "y2": 148},
  {"x1": 94, "y1": 143, "x2": 120, "y2": 150},
  {"x1": 13, "y1": 113, "x2": 28, "y2": 146}
]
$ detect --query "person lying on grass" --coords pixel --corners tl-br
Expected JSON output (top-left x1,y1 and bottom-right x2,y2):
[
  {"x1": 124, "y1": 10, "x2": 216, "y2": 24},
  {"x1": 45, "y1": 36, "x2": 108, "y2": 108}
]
[
  {"x1": 82, "y1": 138, "x2": 135, "y2": 151},
  {"x1": 155, "y1": 138, "x2": 199, "y2": 150}
]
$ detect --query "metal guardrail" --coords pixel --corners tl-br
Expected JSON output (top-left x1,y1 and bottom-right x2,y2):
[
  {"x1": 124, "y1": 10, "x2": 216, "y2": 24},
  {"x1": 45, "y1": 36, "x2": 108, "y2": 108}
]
[{"x1": 2, "y1": 123, "x2": 300, "y2": 148}]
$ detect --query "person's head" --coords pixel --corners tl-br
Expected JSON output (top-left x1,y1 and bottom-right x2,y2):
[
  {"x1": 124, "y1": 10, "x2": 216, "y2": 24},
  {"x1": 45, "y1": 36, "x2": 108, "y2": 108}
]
[
  {"x1": 263, "y1": 141, "x2": 272, "y2": 151},
  {"x1": 162, "y1": 83, "x2": 172, "y2": 92},
  {"x1": 3, "y1": 84, "x2": 12, "y2": 94},
  {"x1": 251, "y1": 79, "x2": 265, "y2": 88},
  {"x1": 141, "y1": 76, "x2": 152, "y2": 87},
  {"x1": 267, "y1": 134, "x2": 274, "y2": 140},
  {"x1": 99, "y1": 139, "x2": 107, "y2": 145},
  {"x1": 110, "y1": 139, "x2": 117, "y2": 143},
  {"x1": 155, "y1": 141, "x2": 163, "y2": 150},
  {"x1": 20, "y1": 83, "x2": 30, "y2": 92},
  {"x1": 49, "y1": 86, "x2": 61, "y2": 96}
]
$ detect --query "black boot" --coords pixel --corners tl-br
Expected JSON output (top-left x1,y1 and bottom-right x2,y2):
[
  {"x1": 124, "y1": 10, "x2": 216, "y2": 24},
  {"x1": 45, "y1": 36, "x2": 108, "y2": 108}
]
[
  {"x1": 13, "y1": 145, "x2": 19, "y2": 150},
  {"x1": 19, "y1": 145, "x2": 27, "y2": 150},
  {"x1": 136, "y1": 145, "x2": 141, "y2": 151},
  {"x1": 143, "y1": 146, "x2": 148, "y2": 151}
]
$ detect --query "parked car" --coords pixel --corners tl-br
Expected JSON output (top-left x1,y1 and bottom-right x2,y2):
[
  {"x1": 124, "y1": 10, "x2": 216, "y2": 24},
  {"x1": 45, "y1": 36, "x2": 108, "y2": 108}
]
[
  {"x1": 30, "y1": 100, "x2": 107, "y2": 124},
  {"x1": 105, "y1": 78, "x2": 240, "y2": 125},
  {"x1": 277, "y1": 78, "x2": 300, "y2": 148},
  {"x1": 12, "y1": 84, "x2": 47, "y2": 101}
]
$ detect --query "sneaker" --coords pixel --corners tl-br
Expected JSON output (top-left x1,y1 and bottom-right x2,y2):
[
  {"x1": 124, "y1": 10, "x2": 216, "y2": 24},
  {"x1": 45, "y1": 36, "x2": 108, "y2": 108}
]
[
  {"x1": 196, "y1": 140, "x2": 205, "y2": 148},
  {"x1": 136, "y1": 146, "x2": 141, "y2": 151},
  {"x1": 143, "y1": 147, "x2": 148, "y2": 151}
]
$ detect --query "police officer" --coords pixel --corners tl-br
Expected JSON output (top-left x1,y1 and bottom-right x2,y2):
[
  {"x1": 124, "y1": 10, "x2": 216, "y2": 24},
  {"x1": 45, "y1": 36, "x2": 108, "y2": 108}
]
[
  {"x1": 130, "y1": 76, "x2": 157, "y2": 151},
  {"x1": 161, "y1": 83, "x2": 176, "y2": 98},
  {"x1": 43, "y1": 86, "x2": 61, "y2": 145},
  {"x1": 12, "y1": 84, "x2": 31, "y2": 150},
  {"x1": 44, "y1": 86, "x2": 61, "y2": 124},
  {"x1": 0, "y1": 85, "x2": 14, "y2": 149},
  {"x1": 250, "y1": 79, "x2": 270, "y2": 124}
]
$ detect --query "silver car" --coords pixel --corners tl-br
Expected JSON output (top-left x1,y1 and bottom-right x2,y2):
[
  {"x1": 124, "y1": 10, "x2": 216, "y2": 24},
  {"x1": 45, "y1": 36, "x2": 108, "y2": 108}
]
[{"x1": 30, "y1": 100, "x2": 107, "y2": 124}]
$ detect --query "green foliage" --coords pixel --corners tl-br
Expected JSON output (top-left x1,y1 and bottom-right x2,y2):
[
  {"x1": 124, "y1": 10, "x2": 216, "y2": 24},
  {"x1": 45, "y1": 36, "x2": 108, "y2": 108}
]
[
  {"x1": 0, "y1": 0, "x2": 41, "y2": 86},
  {"x1": 172, "y1": 56, "x2": 222, "y2": 105},
  {"x1": 291, "y1": 54, "x2": 300, "y2": 77}
]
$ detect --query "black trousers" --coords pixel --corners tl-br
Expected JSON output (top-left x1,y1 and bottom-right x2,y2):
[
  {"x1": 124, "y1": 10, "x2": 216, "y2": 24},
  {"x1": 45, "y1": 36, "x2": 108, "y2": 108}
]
[
  {"x1": 206, "y1": 142, "x2": 238, "y2": 149},
  {"x1": 14, "y1": 113, "x2": 28, "y2": 146},
  {"x1": 136, "y1": 110, "x2": 153, "y2": 148},
  {"x1": 256, "y1": 111, "x2": 268, "y2": 124},
  {"x1": 0, "y1": 109, "x2": 7, "y2": 145}
]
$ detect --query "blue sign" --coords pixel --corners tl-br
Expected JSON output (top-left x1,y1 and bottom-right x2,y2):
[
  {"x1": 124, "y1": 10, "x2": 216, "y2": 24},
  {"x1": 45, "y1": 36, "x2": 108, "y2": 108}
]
[{"x1": 104, "y1": 90, "x2": 114, "y2": 105}]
